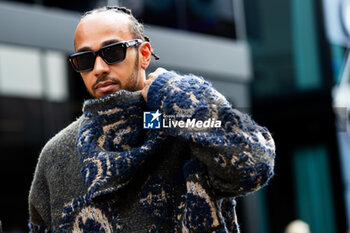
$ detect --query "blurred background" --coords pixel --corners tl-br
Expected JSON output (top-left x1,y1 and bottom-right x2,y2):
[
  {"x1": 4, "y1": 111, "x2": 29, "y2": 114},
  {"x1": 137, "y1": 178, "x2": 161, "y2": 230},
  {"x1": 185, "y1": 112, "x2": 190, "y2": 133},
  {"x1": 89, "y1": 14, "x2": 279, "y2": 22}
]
[{"x1": 0, "y1": 0, "x2": 349, "y2": 232}]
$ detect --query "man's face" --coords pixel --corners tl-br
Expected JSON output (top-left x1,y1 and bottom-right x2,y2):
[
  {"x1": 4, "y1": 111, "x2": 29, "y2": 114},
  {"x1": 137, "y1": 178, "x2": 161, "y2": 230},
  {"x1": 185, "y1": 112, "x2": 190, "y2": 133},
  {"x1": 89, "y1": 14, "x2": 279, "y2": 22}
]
[{"x1": 74, "y1": 12, "x2": 144, "y2": 98}]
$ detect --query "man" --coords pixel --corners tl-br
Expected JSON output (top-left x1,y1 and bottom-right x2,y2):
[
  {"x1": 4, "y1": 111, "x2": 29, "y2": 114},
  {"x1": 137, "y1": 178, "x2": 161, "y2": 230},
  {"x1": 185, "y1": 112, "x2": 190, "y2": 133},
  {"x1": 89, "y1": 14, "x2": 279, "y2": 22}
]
[{"x1": 28, "y1": 6, "x2": 275, "y2": 233}]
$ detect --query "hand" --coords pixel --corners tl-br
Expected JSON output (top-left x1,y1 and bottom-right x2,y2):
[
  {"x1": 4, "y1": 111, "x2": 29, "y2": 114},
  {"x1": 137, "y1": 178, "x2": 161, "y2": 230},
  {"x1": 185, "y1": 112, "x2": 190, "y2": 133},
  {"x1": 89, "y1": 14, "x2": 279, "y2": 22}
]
[{"x1": 142, "y1": 67, "x2": 167, "y2": 102}]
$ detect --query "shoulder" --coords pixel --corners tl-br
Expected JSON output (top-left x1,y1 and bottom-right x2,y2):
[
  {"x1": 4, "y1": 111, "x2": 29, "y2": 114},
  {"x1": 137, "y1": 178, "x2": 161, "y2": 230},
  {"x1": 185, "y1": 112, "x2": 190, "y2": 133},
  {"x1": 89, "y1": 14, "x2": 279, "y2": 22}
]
[
  {"x1": 44, "y1": 116, "x2": 82, "y2": 151},
  {"x1": 37, "y1": 116, "x2": 83, "y2": 167}
]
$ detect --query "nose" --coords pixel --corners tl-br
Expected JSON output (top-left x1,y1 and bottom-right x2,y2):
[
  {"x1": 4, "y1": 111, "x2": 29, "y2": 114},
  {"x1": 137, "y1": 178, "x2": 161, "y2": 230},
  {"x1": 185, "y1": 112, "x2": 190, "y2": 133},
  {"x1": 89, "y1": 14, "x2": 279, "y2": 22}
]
[{"x1": 93, "y1": 55, "x2": 110, "y2": 77}]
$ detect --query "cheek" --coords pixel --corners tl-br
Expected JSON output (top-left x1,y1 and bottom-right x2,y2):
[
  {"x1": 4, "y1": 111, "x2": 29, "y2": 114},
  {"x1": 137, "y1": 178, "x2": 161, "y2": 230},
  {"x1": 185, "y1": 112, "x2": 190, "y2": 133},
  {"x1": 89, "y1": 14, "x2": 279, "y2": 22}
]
[
  {"x1": 81, "y1": 74, "x2": 94, "y2": 90},
  {"x1": 110, "y1": 63, "x2": 134, "y2": 83}
]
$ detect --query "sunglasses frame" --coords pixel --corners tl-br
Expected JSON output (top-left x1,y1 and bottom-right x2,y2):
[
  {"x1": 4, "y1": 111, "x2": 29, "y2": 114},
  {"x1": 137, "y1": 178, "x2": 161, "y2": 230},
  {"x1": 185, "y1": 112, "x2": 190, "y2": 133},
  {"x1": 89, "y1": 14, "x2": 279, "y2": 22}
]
[{"x1": 69, "y1": 39, "x2": 143, "y2": 72}]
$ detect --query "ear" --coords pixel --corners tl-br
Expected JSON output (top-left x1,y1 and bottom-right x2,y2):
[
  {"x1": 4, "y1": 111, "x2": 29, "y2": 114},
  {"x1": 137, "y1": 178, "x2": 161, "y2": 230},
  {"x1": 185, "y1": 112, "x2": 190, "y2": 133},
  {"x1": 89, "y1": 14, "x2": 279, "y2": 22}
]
[{"x1": 139, "y1": 42, "x2": 152, "y2": 70}]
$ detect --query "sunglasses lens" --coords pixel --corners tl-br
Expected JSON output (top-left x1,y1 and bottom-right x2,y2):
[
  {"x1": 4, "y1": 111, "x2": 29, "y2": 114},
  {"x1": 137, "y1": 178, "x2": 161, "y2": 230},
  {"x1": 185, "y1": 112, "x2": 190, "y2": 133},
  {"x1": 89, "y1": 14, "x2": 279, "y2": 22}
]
[
  {"x1": 71, "y1": 53, "x2": 95, "y2": 72},
  {"x1": 102, "y1": 44, "x2": 125, "y2": 64},
  {"x1": 69, "y1": 40, "x2": 137, "y2": 72}
]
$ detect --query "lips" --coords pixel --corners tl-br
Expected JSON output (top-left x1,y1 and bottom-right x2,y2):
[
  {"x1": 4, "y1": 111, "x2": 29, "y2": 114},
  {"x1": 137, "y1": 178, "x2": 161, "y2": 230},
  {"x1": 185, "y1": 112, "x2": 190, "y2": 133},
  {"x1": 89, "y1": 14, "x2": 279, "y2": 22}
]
[{"x1": 95, "y1": 80, "x2": 119, "y2": 93}]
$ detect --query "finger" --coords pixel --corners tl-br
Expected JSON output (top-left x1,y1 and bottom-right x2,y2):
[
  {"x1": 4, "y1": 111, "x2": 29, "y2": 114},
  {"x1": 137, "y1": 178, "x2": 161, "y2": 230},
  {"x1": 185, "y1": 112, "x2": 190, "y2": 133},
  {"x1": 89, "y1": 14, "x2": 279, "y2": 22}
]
[
  {"x1": 147, "y1": 72, "x2": 157, "y2": 80},
  {"x1": 147, "y1": 67, "x2": 167, "y2": 80}
]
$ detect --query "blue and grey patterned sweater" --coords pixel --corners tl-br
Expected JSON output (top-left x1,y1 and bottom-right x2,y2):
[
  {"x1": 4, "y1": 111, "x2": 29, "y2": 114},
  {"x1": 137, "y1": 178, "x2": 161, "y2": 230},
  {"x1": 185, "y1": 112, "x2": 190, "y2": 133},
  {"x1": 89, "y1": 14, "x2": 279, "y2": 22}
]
[{"x1": 28, "y1": 71, "x2": 275, "y2": 232}]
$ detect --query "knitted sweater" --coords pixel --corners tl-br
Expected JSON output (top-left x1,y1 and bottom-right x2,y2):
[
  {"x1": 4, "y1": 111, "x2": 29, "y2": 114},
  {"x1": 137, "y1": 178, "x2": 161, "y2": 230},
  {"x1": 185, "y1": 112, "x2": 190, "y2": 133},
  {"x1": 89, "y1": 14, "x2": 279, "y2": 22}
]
[{"x1": 28, "y1": 71, "x2": 275, "y2": 233}]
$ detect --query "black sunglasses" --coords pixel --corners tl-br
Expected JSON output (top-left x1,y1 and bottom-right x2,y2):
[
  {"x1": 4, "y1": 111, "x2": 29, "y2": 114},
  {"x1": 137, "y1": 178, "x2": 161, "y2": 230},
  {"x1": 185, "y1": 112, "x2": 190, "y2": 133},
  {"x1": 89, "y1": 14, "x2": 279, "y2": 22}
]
[{"x1": 69, "y1": 39, "x2": 143, "y2": 72}]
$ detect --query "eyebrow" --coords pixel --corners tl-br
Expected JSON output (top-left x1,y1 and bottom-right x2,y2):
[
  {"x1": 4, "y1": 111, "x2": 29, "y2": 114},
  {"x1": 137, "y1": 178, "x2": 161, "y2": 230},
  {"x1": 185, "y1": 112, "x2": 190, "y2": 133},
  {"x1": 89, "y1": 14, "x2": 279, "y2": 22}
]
[{"x1": 76, "y1": 39, "x2": 121, "y2": 53}]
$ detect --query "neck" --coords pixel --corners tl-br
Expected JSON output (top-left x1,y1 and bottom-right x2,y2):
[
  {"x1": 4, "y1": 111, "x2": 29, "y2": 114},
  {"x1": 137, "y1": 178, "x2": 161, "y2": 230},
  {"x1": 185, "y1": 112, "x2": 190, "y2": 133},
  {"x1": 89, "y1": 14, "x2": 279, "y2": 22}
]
[{"x1": 136, "y1": 69, "x2": 146, "y2": 90}]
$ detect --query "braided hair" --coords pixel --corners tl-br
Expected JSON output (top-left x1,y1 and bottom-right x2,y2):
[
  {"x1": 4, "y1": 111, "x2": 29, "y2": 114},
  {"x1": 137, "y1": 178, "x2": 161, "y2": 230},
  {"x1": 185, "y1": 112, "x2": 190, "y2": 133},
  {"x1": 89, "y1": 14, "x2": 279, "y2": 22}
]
[{"x1": 82, "y1": 6, "x2": 159, "y2": 60}]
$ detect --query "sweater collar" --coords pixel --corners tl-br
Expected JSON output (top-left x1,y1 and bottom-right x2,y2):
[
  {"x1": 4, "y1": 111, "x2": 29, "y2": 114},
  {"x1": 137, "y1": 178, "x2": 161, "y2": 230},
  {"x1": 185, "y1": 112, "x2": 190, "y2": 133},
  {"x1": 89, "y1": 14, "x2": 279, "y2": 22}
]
[
  {"x1": 82, "y1": 90, "x2": 145, "y2": 118},
  {"x1": 77, "y1": 90, "x2": 166, "y2": 200},
  {"x1": 79, "y1": 90, "x2": 148, "y2": 153}
]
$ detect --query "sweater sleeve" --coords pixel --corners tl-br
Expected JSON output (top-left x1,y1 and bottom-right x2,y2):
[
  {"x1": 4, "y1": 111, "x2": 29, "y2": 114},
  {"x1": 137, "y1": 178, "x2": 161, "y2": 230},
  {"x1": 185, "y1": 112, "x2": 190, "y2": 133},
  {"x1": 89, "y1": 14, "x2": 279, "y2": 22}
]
[
  {"x1": 28, "y1": 148, "x2": 51, "y2": 233},
  {"x1": 147, "y1": 71, "x2": 276, "y2": 197}
]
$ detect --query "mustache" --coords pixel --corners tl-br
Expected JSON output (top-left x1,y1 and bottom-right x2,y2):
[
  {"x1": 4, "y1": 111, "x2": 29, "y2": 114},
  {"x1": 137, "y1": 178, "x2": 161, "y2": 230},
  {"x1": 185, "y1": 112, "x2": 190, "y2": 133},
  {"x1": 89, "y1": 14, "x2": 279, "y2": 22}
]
[{"x1": 93, "y1": 76, "x2": 121, "y2": 90}]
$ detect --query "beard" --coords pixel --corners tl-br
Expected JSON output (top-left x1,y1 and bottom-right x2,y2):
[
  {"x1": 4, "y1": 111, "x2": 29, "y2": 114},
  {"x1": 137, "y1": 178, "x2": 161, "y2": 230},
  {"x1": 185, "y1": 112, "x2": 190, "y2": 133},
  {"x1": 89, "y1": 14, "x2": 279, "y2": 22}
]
[{"x1": 124, "y1": 52, "x2": 140, "y2": 92}]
